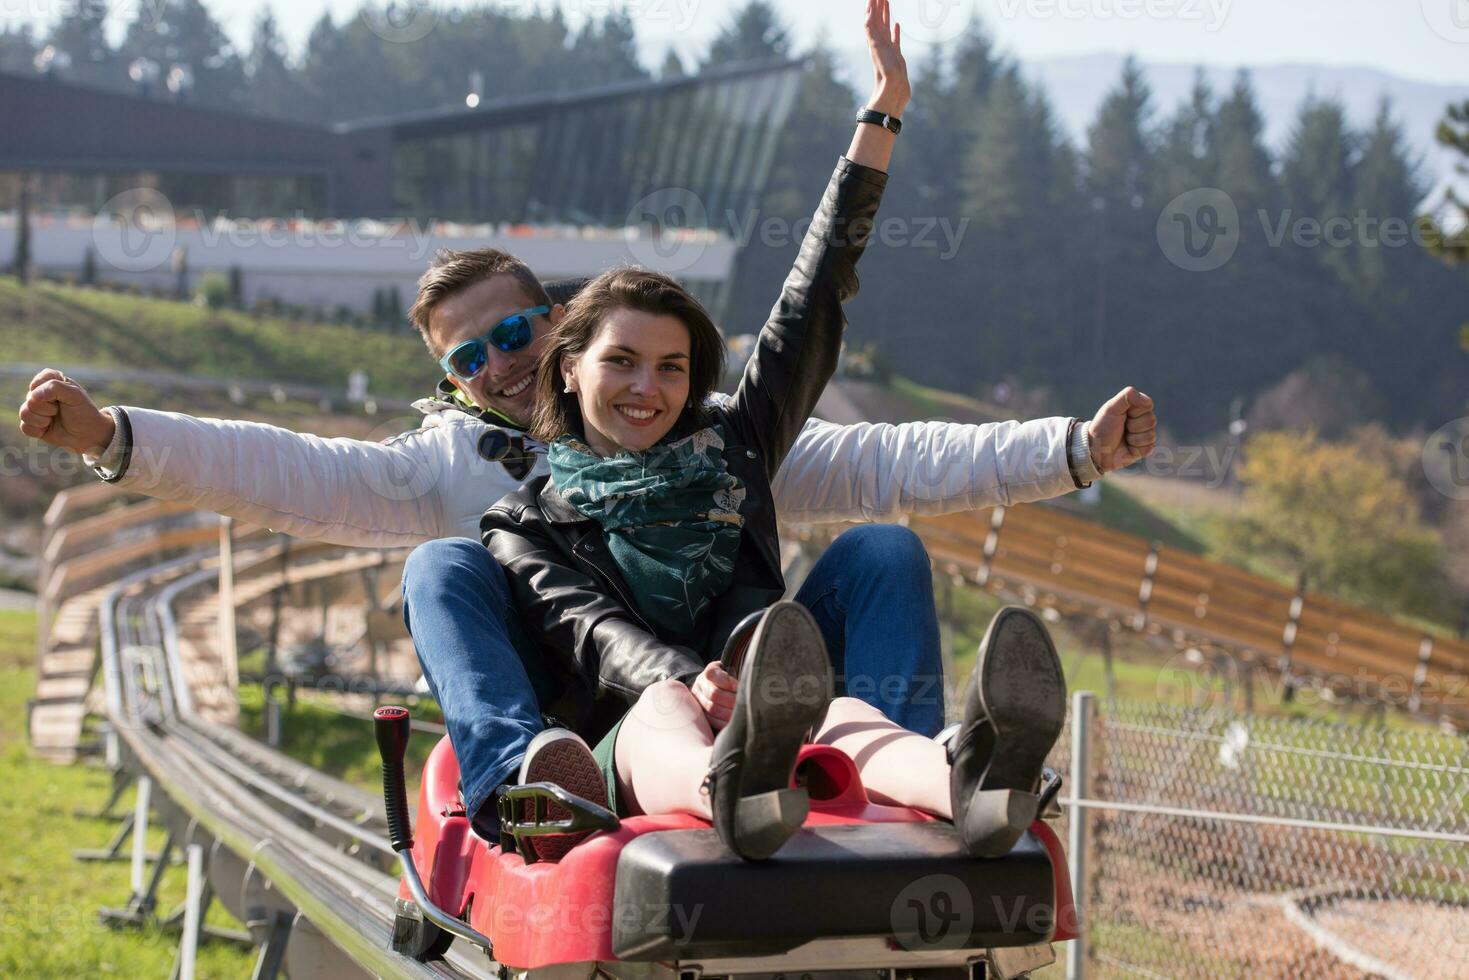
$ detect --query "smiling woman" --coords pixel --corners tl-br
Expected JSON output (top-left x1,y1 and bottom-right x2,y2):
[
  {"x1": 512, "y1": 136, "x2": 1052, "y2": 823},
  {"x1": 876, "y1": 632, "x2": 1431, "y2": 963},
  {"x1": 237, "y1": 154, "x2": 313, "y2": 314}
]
[{"x1": 528, "y1": 266, "x2": 726, "y2": 454}]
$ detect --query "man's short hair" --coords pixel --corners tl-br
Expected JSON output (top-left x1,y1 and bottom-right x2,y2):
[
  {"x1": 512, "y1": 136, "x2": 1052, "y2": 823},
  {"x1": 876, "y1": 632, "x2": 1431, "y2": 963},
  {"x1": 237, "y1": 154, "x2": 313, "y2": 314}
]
[{"x1": 408, "y1": 247, "x2": 552, "y2": 352}]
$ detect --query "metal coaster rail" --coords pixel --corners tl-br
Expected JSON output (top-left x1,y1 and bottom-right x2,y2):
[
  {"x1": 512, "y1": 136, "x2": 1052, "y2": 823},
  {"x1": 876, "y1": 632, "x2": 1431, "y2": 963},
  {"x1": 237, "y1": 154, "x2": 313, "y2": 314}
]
[{"x1": 86, "y1": 514, "x2": 490, "y2": 978}]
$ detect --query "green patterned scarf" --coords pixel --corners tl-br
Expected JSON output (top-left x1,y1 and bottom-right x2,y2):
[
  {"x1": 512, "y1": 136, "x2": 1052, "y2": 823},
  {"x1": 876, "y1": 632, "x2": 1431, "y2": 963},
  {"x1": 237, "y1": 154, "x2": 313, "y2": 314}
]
[{"x1": 548, "y1": 425, "x2": 746, "y2": 638}]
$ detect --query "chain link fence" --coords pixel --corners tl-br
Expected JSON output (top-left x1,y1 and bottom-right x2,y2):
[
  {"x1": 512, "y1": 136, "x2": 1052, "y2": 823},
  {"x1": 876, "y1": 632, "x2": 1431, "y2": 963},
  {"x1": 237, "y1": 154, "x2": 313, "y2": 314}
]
[{"x1": 1048, "y1": 698, "x2": 1469, "y2": 979}]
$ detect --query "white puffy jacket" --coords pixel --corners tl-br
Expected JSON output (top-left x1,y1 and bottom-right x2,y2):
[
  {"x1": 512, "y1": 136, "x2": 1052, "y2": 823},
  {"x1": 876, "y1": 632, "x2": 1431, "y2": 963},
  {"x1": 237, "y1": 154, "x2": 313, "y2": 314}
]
[{"x1": 105, "y1": 402, "x2": 1081, "y2": 547}]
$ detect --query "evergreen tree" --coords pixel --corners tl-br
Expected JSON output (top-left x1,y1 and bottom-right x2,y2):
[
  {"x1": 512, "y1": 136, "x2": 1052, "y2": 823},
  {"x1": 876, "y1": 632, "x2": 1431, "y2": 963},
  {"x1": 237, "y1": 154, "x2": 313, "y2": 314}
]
[
  {"x1": 243, "y1": 7, "x2": 305, "y2": 120},
  {"x1": 1154, "y1": 70, "x2": 1216, "y2": 204},
  {"x1": 1422, "y1": 99, "x2": 1469, "y2": 269},
  {"x1": 703, "y1": 2, "x2": 792, "y2": 67},
  {"x1": 660, "y1": 49, "x2": 686, "y2": 79},
  {"x1": 1210, "y1": 71, "x2": 1277, "y2": 213},
  {"x1": 1280, "y1": 94, "x2": 1358, "y2": 281},
  {"x1": 1083, "y1": 57, "x2": 1156, "y2": 365},
  {"x1": 566, "y1": 11, "x2": 648, "y2": 88},
  {"x1": 117, "y1": 0, "x2": 246, "y2": 110},
  {"x1": 0, "y1": 23, "x2": 37, "y2": 74},
  {"x1": 1086, "y1": 57, "x2": 1154, "y2": 213},
  {"x1": 44, "y1": 5, "x2": 118, "y2": 90},
  {"x1": 1349, "y1": 99, "x2": 1424, "y2": 295}
]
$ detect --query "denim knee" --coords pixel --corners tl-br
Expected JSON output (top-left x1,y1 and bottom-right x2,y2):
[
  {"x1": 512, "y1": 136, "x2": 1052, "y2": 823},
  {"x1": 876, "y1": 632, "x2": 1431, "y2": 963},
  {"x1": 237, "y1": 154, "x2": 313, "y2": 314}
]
[
  {"x1": 831, "y1": 524, "x2": 931, "y2": 575},
  {"x1": 402, "y1": 537, "x2": 510, "y2": 608}
]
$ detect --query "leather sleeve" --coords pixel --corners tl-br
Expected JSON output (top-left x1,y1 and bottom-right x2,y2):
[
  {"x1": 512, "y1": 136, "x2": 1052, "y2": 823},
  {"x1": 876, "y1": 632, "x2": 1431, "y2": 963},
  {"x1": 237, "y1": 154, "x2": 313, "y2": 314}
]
[
  {"x1": 482, "y1": 506, "x2": 705, "y2": 701},
  {"x1": 729, "y1": 156, "x2": 888, "y2": 479}
]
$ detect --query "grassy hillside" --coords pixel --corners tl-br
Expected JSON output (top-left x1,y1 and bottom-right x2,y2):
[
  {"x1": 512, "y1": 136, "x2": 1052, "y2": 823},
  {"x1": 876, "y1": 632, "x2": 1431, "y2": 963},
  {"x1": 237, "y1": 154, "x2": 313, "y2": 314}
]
[
  {"x1": 0, "y1": 276, "x2": 437, "y2": 541},
  {"x1": 0, "y1": 277, "x2": 437, "y2": 399},
  {"x1": 0, "y1": 610, "x2": 253, "y2": 977}
]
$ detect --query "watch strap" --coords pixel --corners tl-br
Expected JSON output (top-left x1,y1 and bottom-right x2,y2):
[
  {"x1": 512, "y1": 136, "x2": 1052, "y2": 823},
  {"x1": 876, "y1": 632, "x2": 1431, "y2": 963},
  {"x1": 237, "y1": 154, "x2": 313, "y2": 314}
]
[{"x1": 855, "y1": 108, "x2": 902, "y2": 134}]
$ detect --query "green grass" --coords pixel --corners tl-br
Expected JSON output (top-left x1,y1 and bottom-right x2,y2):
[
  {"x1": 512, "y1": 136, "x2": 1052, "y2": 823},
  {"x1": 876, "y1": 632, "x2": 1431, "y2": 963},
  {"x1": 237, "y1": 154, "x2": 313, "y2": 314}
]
[
  {"x1": 1090, "y1": 480, "x2": 1208, "y2": 555},
  {"x1": 0, "y1": 276, "x2": 436, "y2": 399},
  {"x1": 0, "y1": 610, "x2": 254, "y2": 978},
  {"x1": 237, "y1": 682, "x2": 442, "y2": 794}
]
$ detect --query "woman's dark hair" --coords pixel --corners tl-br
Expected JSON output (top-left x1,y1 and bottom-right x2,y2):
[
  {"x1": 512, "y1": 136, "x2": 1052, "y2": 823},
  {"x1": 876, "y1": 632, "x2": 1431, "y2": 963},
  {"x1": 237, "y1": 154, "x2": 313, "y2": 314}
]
[{"x1": 530, "y1": 267, "x2": 726, "y2": 442}]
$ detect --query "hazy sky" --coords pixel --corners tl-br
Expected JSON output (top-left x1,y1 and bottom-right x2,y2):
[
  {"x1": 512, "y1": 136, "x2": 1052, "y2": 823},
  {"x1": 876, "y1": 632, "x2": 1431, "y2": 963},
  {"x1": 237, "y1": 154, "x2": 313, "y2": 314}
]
[{"x1": 19, "y1": 0, "x2": 1469, "y2": 87}]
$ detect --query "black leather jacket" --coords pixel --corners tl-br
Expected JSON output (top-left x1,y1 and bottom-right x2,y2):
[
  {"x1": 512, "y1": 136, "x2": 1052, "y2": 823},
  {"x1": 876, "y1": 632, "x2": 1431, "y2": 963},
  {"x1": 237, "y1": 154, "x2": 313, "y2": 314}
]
[{"x1": 481, "y1": 157, "x2": 888, "y2": 738}]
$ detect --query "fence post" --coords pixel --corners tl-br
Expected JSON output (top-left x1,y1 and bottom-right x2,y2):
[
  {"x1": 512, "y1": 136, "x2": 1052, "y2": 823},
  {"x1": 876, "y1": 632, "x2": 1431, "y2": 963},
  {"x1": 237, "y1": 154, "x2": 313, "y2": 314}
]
[
  {"x1": 218, "y1": 517, "x2": 238, "y2": 695},
  {"x1": 974, "y1": 506, "x2": 1006, "y2": 588},
  {"x1": 1407, "y1": 635, "x2": 1434, "y2": 715},
  {"x1": 1067, "y1": 691, "x2": 1096, "y2": 980}
]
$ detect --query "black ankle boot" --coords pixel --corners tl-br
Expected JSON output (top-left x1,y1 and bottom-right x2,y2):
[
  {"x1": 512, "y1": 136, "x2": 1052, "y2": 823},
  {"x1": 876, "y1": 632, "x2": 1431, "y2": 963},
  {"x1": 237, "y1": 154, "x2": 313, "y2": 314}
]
[
  {"x1": 948, "y1": 606, "x2": 1067, "y2": 858},
  {"x1": 706, "y1": 601, "x2": 832, "y2": 861}
]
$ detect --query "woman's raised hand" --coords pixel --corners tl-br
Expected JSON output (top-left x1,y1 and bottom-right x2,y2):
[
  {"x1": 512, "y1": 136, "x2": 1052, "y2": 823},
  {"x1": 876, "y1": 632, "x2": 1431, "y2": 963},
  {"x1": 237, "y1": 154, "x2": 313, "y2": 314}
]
[
  {"x1": 864, "y1": 0, "x2": 909, "y2": 117},
  {"x1": 690, "y1": 660, "x2": 738, "y2": 730}
]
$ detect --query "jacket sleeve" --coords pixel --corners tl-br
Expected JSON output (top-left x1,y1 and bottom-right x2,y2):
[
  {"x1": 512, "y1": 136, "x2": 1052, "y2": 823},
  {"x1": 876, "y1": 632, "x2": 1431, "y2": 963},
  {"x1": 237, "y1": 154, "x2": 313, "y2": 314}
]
[
  {"x1": 770, "y1": 416, "x2": 1079, "y2": 524},
  {"x1": 108, "y1": 407, "x2": 447, "y2": 547},
  {"x1": 729, "y1": 157, "x2": 888, "y2": 478},
  {"x1": 482, "y1": 509, "x2": 705, "y2": 701}
]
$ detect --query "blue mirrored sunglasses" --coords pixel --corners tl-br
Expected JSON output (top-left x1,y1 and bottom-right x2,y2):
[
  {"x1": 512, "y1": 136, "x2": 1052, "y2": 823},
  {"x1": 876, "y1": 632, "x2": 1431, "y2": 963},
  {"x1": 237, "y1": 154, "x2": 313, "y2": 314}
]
[{"x1": 438, "y1": 306, "x2": 550, "y2": 382}]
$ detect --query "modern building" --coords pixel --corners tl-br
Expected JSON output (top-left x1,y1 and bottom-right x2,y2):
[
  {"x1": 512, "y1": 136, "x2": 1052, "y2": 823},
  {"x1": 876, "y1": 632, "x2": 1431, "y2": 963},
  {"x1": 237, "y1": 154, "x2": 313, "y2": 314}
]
[{"x1": 1, "y1": 59, "x2": 802, "y2": 318}]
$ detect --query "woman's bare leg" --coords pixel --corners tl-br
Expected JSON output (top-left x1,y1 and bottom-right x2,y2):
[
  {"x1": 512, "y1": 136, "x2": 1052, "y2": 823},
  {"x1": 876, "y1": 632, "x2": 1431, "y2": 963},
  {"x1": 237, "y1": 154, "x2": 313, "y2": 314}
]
[
  {"x1": 612, "y1": 679, "x2": 715, "y2": 819},
  {"x1": 813, "y1": 696, "x2": 951, "y2": 818}
]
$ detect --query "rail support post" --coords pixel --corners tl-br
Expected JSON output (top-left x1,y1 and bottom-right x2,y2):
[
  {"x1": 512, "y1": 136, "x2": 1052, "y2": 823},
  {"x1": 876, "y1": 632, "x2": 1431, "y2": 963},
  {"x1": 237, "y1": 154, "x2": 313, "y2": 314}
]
[
  {"x1": 1066, "y1": 691, "x2": 1096, "y2": 980},
  {"x1": 250, "y1": 910, "x2": 294, "y2": 980},
  {"x1": 171, "y1": 842, "x2": 207, "y2": 980},
  {"x1": 130, "y1": 774, "x2": 152, "y2": 896}
]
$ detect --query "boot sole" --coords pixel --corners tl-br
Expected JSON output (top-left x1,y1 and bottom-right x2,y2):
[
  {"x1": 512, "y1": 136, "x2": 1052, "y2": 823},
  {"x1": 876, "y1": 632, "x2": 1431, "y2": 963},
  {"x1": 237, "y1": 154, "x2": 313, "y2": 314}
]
[
  {"x1": 734, "y1": 601, "x2": 831, "y2": 859},
  {"x1": 966, "y1": 607, "x2": 1066, "y2": 857},
  {"x1": 518, "y1": 730, "x2": 607, "y2": 862}
]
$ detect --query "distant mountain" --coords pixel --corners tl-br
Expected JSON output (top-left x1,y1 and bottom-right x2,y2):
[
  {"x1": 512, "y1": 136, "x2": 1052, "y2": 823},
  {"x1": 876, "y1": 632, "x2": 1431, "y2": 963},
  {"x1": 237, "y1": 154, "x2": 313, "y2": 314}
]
[{"x1": 837, "y1": 49, "x2": 1469, "y2": 203}]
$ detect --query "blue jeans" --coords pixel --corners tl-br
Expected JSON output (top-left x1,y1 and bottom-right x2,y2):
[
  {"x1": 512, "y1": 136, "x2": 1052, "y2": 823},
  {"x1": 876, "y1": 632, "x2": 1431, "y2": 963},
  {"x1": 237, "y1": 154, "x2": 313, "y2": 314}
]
[{"x1": 403, "y1": 525, "x2": 944, "y2": 830}]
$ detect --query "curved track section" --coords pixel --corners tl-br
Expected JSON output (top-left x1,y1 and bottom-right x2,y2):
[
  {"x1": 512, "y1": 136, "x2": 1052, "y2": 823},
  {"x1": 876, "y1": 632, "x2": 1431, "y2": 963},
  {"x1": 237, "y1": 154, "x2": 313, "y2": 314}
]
[{"x1": 96, "y1": 539, "x2": 491, "y2": 978}]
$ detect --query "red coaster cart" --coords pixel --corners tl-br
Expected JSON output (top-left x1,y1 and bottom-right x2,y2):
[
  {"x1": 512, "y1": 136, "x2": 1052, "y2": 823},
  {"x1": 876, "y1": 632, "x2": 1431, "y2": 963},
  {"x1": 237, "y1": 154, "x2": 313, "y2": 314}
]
[{"x1": 375, "y1": 706, "x2": 1076, "y2": 980}]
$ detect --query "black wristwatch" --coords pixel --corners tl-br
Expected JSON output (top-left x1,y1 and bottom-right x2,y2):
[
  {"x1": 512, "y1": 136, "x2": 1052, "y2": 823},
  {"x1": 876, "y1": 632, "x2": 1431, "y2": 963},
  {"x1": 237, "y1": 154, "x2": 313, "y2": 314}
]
[{"x1": 856, "y1": 108, "x2": 902, "y2": 134}]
